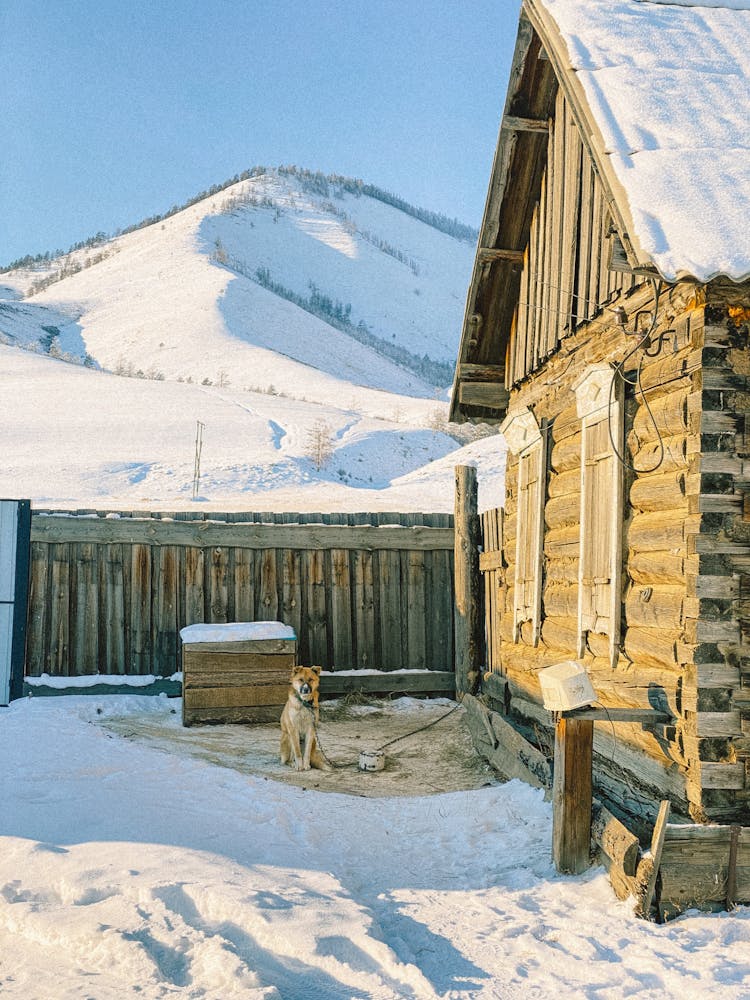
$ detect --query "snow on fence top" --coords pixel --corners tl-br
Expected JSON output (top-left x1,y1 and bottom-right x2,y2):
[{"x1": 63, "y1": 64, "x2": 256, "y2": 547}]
[
  {"x1": 540, "y1": 0, "x2": 750, "y2": 281},
  {"x1": 179, "y1": 622, "x2": 296, "y2": 644}
]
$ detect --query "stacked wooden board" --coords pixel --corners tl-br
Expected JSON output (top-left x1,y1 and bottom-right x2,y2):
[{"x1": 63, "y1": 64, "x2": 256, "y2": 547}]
[{"x1": 181, "y1": 621, "x2": 296, "y2": 726}]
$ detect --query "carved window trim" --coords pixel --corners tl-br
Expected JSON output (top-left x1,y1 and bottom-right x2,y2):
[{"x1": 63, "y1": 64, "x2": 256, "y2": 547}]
[
  {"x1": 573, "y1": 364, "x2": 624, "y2": 668},
  {"x1": 500, "y1": 407, "x2": 546, "y2": 645}
]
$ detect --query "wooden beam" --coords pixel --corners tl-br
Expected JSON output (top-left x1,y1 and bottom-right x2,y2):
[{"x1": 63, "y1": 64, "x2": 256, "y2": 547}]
[
  {"x1": 454, "y1": 465, "x2": 483, "y2": 697},
  {"x1": 31, "y1": 517, "x2": 455, "y2": 551},
  {"x1": 320, "y1": 671, "x2": 455, "y2": 697},
  {"x1": 591, "y1": 799, "x2": 640, "y2": 878},
  {"x1": 502, "y1": 114, "x2": 549, "y2": 133},
  {"x1": 458, "y1": 382, "x2": 510, "y2": 411},
  {"x1": 477, "y1": 247, "x2": 525, "y2": 264},
  {"x1": 559, "y1": 707, "x2": 671, "y2": 725},
  {"x1": 552, "y1": 716, "x2": 594, "y2": 874},
  {"x1": 457, "y1": 363, "x2": 506, "y2": 380},
  {"x1": 462, "y1": 693, "x2": 552, "y2": 789},
  {"x1": 482, "y1": 671, "x2": 509, "y2": 709},
  {"x1": 636, "y1": 799, "x2": 670, "y2": 920}
]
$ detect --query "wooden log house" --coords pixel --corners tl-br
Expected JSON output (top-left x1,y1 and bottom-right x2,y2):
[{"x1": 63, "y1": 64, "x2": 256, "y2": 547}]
[{"x1": 451, "y1": 0, "x2": 750, "y2": 829}]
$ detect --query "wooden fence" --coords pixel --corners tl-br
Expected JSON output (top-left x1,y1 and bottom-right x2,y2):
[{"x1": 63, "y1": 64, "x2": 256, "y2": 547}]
[{"x1": 26, "y1": 510, "x2": 455, "y2": 679}]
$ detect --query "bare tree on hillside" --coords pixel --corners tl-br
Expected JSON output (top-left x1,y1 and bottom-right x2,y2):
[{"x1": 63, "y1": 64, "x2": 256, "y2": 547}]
[{"x1": 306, "y1": 420, "x2": 334, "y2": 471}]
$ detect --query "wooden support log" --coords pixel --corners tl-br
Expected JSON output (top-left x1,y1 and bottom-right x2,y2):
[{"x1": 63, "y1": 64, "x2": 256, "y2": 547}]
[
  {"x1": 548, "y1": 468, "x2": 580, "y2": 498},
  {"x1": 553, "y1": 716, "x2": 594, "y2": 875},
  {"x1": 550, "y1": 403, "x2": 580, "y2": 442},
  {"x1": 636, "y1": 345, "x2": 698, "y2": 394},
  {"x1": 625, "y1": 586, "x2": 683, "y2": 630},
  {"x1": 319, "y1": 670, "x2": 456, "y2": 697},
  {"x1": 454, "y1": 466, "x2": 483, "y2": 697},
  {"x1": 462, "y1": 692, "x2": 551, "y2": 789},
  {"x1": 543, "y1": 584, "x2": 579, "y2": 619},
  {"x1": 502, "y1": 114, "x2": 550, "y2": 133},
  {"x1": 628, "y1": 551, "x2": 685, "y2": 587},
  {"x1": 627, "y1": 511, "x2": 685, "y2": 552},
  {"x1": 545, "y1": 492, "x2": 580, "y2": 529},
  {"x1": 630, "y1": 471, "x2": 686, "y2": 513},
  {"x1": 628, "y1": 435, "x2": 688, "y2": 476},
  {"x1": 544, "y1": 525, "x2": 580, "y2": 559},
  {"x1": 541, "y1": 616, "x2": 579, "y2": 654},
  {"x1": 634, "y1": 799, "x2": 670, "y2": 920},
  {"x1": 551, "y1": 431, "x2": 581, "y2": 473},
  {"x1": 633, "y1": 390, "x2": 689, "y2": 440},
  {"x1": 545, "y1": 557, "x2": 578, "y2": 586},
  {"x1": 482, "y1": 671, "x2": 509, "y2": 712},
  {"x1": 591, "y1": 799, "x2": 641, "y2": 891}
]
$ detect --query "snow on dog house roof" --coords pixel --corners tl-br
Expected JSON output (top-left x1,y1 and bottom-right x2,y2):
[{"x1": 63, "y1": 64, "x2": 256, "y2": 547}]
[{"x1": 450, "y1": 0, "x2": 750, "y2": 420}]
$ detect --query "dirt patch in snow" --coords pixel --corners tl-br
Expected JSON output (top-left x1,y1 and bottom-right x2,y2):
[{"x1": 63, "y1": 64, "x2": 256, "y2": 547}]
[{"x1": 102, "y1": 698, "x2": 498, "y2": 797}]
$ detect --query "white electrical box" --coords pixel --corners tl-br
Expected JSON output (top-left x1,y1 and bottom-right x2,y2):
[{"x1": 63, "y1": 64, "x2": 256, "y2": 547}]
[{"x1": 539, "y1": 661, "x2": 596, "y2": 712}]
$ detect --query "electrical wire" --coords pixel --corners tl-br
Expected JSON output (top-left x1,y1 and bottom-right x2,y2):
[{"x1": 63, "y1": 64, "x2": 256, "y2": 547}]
[{"x1": 606, "y1": 277, "x2": 666, "y2": 475}]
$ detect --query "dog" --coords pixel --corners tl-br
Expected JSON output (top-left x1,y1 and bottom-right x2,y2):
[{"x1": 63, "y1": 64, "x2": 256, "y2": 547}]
[{"x1": 280, "y1": 666, "x2": 330, "y2": 771}]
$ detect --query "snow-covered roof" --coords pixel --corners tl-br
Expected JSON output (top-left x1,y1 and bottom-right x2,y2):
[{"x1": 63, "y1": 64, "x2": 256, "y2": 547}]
[{"x1": 533, "y1": 0, "x2": 750, "y2": 282}]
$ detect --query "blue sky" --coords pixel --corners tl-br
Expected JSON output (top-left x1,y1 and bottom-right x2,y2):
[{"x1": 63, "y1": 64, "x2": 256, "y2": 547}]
[{"x1": 1, "y1": 0, "x2": 522, "y2": 265}]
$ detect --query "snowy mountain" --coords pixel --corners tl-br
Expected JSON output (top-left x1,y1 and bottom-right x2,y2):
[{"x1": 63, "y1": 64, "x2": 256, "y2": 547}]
[{"x1": 0, "y1": 168, "x2": 504, "y2": 510}]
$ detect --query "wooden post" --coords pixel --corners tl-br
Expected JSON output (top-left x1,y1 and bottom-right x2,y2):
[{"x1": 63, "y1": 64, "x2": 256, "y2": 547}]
[
  {"x1": 552, "y1": 715, "x2": 594, "y2": 874},
  {"x1": 454, "y1": 465, "x2": 483, "y2": 697}
]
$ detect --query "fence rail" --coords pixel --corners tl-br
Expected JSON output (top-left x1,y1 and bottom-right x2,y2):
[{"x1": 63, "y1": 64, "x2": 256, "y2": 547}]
[{"x1": 26, "y1": 511, "x2": 456, "y2": 679}]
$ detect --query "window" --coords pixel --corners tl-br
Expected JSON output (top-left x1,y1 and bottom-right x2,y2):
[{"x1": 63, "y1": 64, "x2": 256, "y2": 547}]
[
  {"x1": 500, "y1": 407, "x2": 546, "y2": 645},
  {"x1": 574, "y1": 364, "x2": 624, "y2": 667}
]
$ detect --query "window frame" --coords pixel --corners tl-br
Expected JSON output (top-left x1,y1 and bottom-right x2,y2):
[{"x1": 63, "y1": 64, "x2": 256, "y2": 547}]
[
  {"x1": 573, "y1": 364, "x2": 624, "y2": 668},
  {"x1": 500, "y1": 407, "x2": 547, "y2": 646}
]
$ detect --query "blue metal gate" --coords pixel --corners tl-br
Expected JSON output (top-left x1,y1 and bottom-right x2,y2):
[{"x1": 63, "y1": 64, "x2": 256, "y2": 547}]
[{"x1": 0, "y1": 500, "x2": 31, "y2": 705}]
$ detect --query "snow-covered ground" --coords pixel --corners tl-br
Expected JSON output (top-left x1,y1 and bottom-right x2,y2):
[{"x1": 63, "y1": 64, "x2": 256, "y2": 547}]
[
  {"x1": 0, "y1": 345, "x2": 505, "y2": 512},
  {"x1": 2, "y1": 693, "x2": 749, "y2": 999}
]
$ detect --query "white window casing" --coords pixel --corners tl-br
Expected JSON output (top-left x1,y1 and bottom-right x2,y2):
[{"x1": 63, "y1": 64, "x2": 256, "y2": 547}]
[
  {"x1": 500, "y1": 407, "x2": 546, "y2": 646},
  {"x1": 573, "y1": 364, "x2": 624, "y2": 668}
]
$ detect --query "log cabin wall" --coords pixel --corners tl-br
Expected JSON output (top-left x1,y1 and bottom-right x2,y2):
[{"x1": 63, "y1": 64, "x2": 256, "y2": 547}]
[
  {"x1": 500, "y1": 290, "x2": 702, "y2": 827},
  {"x1": 497, "y1": 284, "x2": 750, "y2": 828}
]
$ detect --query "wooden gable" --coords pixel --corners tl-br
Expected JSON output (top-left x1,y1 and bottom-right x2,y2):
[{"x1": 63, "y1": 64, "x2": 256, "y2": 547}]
[{"x1": 450, "y1": 5, "x2": 647, "y2": 423}]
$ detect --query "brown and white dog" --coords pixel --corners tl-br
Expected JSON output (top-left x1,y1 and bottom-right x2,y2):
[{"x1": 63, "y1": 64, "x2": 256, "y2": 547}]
[{"x1": 280, "y1": 666, "x2": 330, "y2": 771}]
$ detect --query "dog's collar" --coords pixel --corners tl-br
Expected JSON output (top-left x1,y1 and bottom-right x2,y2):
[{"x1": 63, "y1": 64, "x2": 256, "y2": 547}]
[{"x1": 295, "y1": 691, "x2": 315, "y2": 710}]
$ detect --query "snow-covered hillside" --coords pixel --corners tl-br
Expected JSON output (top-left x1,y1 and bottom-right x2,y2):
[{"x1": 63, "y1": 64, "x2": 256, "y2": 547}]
[{"x1": 0, "y1": 170, "x2": 504, "y2": 510}]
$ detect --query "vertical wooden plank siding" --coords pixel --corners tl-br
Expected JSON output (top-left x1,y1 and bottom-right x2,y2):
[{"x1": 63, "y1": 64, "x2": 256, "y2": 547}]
[
  {"x1": 378, "y1": 548, "x2": 403, "y2": 669},
  {"x1": 48, "y1": 543, "x2": 71, "y2": 674},
  {"x1": 101, "y1": 543, "x2": 125, "y2": 674},
  {"x1": 26, "y1": 542, "x2": 48, "y2": 674},
  {"x1": 560, "y1": 109, "x2": 582, "y2": 333},
  {"x1": 207, "y1": 547, "x2": 230, "y2": 623},
  {"x1": 258, "y1": 549, "x2": 279, "y2": 621},
  {"x1": 576, "y1": 158, "x2": 595, "y2": 325},
  {"x1": 183, "y1": 547, "x2": 205, "y2": 629},
  {"x1": 152, "y1": 546, "x2": 180, "y2": 676},
  {"x1": 534, "y1": 172, "x2": 549, "y2": 371},
  {"x1": 352, "y1": 548, "x2": 375, "y2": 668},
  {"x1": 406, "y1": 549, "x2": 427, "y2": 670},
  {"x1": 329, "y1": 548, "x2": 354, "y2": 668},
  {"x1": 524, "y1": 201, "x2": 540, "y2": 382},
  {"x1": 306, "y1": 548, "x2": 327, "y2": 665},
  {"x1": 130, "y1": 544, "x2": 151, "y2": 673},
  {"x1": 510, "y1": 88, "x2": 624, "y2": 384}
]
